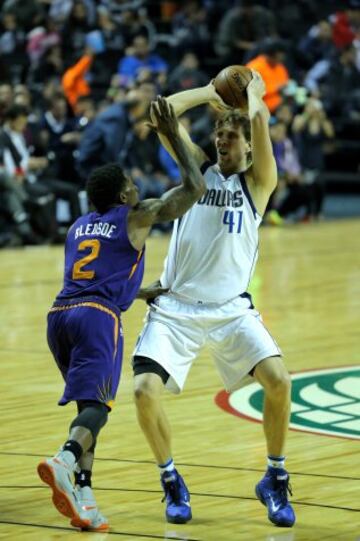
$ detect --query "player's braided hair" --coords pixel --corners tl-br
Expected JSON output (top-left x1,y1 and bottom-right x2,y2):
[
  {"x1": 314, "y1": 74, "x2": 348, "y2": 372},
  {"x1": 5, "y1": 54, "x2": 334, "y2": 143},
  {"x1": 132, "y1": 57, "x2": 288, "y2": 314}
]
[
  {"x1": 215, "y1": 111, "x2": 251, "y2": 142},
  {"x1": 86, "y1": 163, "x2": 127, "y2": 213}
]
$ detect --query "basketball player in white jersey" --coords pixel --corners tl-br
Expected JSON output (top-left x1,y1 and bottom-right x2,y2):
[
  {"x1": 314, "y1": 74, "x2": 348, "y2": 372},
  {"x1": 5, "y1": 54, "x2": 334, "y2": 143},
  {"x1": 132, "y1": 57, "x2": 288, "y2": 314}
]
[{"x1": 132, "y1": 71, "x2": 295, "y2": 528}]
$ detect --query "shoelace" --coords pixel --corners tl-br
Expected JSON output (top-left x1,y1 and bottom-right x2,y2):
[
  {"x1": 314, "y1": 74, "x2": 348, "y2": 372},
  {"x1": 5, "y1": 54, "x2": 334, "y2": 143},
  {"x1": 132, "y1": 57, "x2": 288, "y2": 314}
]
[
  {"x1": 161, "y1": 480, "x2": 181, "y2": 504},
  {"x1": 276, "y1": 478, "x2": 293, "y2": 505}
]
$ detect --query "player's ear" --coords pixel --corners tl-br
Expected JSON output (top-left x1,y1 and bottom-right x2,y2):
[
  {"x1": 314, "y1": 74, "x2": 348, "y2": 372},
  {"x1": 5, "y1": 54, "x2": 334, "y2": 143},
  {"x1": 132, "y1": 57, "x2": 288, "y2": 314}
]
[
  {"x1": 119, "y1": 191, "x2": 127, "y2": 204},
  {"x1": 245, "y1": 140, "x2": 251, "y2": 154}
]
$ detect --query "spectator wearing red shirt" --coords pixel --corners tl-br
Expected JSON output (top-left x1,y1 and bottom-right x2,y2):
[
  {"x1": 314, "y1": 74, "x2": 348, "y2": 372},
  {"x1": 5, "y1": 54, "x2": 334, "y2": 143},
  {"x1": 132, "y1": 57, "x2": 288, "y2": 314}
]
[{"x1": 332, "y1": 6, "x2": 360, "y2": 48}]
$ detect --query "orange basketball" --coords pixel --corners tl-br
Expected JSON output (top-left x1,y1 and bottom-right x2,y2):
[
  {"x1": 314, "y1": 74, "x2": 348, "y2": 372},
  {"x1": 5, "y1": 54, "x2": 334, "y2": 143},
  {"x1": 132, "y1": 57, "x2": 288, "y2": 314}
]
[{"x1": 214, "y1": 65, "x2": 252, "y2": 109}]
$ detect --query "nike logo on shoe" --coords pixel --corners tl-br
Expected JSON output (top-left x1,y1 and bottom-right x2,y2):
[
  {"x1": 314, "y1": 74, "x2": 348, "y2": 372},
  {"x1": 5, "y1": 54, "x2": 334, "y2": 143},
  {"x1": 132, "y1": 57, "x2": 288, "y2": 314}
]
[{"x1": 269, "y1": 495, "x2": 281, "y2": 514}]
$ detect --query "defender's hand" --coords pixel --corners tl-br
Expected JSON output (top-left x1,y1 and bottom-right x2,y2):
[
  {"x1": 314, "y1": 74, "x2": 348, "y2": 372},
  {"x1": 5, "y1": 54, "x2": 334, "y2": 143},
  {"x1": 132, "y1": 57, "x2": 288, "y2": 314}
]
[
  {"x1": 148, "y1": 96, "x2": 179, "y2": 138},
  {"x1": 137, "y1": 282, "x2": 169, "y2": 302}
]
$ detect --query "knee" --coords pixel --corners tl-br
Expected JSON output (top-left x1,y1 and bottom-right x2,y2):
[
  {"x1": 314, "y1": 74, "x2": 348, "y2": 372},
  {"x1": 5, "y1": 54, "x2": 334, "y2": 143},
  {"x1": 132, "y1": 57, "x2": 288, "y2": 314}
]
[
  {"x1": 264, "y1": 370, "x2": 292, "y2": 399},
  {"x1": 134, "y1": 376, "x2": 161, "y2": 408}
]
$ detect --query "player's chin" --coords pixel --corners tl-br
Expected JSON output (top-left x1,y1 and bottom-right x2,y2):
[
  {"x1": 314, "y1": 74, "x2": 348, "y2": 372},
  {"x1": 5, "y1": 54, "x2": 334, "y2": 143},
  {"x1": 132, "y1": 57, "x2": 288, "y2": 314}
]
[{"x1": 217, "y1": 152, "x2": 229, "y2": 164}]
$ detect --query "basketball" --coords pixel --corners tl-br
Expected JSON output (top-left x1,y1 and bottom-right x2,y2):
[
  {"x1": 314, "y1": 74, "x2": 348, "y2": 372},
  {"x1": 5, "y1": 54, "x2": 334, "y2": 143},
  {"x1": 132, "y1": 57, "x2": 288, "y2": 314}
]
[{"x1": 214, "y1": 65, "x2": 253, "y2": 109}]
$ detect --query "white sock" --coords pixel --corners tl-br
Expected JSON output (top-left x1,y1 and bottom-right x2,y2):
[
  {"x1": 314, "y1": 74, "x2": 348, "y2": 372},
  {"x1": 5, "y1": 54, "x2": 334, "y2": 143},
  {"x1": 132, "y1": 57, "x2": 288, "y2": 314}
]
[
  {"x1": 158, "y1": 458, "x2": 175, "y2": 474},
  {"x1": 267, "y1": 455, "x2": 285, "y2": 470}
]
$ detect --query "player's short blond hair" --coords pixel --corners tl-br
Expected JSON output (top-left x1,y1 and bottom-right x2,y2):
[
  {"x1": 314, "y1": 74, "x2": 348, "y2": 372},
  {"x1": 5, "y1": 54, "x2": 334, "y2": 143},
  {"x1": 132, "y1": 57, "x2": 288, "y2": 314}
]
[{"x1": 215, "y1": 111, "x2": 251, "y2": 143}]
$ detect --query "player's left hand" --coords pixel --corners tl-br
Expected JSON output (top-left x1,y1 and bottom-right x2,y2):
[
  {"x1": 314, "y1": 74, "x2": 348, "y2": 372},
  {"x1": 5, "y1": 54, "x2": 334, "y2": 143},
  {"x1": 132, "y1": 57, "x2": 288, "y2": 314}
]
[
  {"x1": 247, "y1": 70, "x2": 266, "y2": 99},
  {"x1": 148, "y1": 96, "x2": 179, "y2": 139},
  {"x1": 137, "y1": 280, "x2": 169, "y2": 303}
]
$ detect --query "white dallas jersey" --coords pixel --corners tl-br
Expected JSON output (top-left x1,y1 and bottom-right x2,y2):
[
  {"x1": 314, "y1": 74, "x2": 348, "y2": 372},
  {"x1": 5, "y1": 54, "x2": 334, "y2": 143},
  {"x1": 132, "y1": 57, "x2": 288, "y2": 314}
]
[{"x1": 161, "y1": 162, "x2": 262, "y2": 304}]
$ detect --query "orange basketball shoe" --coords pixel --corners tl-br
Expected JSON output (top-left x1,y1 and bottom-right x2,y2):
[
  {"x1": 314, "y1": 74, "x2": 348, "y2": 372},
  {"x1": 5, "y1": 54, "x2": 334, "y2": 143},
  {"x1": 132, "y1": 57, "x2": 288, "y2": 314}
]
[
  {"x1": 71, "y1": 485, "x2": 109, "y2": 532},
  {"x1": 37, "y1": 457, "x2": 91, "y2": 529}
]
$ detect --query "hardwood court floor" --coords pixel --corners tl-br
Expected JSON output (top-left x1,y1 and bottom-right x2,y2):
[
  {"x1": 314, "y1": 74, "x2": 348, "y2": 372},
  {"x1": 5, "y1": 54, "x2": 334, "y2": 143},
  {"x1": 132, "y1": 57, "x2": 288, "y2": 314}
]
[{"x1": 0, "y1": 219, "x2": 359, "y2": 541}]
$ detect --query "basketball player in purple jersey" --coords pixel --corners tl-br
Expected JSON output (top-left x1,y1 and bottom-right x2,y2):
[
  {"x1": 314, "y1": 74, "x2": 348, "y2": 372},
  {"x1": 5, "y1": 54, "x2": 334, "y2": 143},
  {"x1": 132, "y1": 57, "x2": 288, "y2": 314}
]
[{"x1": 37, "y1": 97, "x2": 206, "y2": 531}]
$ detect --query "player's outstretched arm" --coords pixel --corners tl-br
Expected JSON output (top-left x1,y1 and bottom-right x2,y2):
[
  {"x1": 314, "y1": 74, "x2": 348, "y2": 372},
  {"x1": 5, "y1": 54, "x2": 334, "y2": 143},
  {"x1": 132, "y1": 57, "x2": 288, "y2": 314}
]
[
  {"x1": 128, "y1": 97, "x2": 206, "y2": 243},
  {"x1": 247, "y1": 70, "x2": 277, "y2": 195},
  {"x1": 150, "y1": 83, "x2": 229, "y2": 166}
]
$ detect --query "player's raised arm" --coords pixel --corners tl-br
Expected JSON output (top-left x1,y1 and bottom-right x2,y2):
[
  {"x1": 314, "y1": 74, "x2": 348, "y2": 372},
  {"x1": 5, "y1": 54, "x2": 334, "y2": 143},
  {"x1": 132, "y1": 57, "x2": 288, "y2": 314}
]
[
  {"x1": 151, "y1": 83, "x2": 229, "y2": 166},
  {"x1": 246, "y1": 70, "x2": 277, "y2": 194},
  {"x1": 128, "y1": 97, "x2": 206, "y2": 235}
]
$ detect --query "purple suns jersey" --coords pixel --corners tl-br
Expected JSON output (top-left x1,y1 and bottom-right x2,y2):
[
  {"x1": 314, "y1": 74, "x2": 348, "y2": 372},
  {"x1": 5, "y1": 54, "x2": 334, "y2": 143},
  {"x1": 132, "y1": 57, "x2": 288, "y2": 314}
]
[{"x1": 57, "y1": 206, "x2": 144, "y2": 311}]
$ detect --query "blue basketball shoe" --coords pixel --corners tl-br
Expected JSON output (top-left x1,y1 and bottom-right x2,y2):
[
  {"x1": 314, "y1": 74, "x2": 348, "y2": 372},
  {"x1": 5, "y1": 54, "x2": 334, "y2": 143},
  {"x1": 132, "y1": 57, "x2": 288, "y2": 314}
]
[
  {"x1": 161, "y1": 470, "x2": 192, "y2": 524},
  {"x1": 255, "y1": 468, "x2": 295, "y2": 527}
]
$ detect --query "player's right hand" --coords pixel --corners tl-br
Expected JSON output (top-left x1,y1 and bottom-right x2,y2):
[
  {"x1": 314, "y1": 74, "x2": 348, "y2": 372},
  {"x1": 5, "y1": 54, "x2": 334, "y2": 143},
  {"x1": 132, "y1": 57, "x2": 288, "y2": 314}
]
[{"x1": 206, "y1": 80, "x2": 232, "y2": 112}]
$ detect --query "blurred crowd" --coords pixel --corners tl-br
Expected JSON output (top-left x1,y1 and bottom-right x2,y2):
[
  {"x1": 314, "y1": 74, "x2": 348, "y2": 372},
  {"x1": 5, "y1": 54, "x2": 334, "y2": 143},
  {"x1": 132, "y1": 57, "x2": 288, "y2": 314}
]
[{"x1": 0, "y1": 0, "x2": 359, "y2": 246}]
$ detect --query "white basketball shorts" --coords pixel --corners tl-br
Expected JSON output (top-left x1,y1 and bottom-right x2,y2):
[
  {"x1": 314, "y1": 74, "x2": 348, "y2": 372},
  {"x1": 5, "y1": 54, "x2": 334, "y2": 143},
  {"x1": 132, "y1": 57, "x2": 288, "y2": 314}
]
[{"x1": 133, "y1": 293, "x2": 281, "y2": 394}]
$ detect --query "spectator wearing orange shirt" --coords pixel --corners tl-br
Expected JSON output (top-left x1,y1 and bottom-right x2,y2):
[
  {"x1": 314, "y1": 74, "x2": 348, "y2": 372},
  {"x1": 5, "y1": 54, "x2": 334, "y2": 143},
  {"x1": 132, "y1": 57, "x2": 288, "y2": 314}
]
[
  {"x1": 62, "y1": 47, "x2": 94, "y2": 111},
  {"x1": 247, "y1": 39, "x2": 289, "y2": 113}
]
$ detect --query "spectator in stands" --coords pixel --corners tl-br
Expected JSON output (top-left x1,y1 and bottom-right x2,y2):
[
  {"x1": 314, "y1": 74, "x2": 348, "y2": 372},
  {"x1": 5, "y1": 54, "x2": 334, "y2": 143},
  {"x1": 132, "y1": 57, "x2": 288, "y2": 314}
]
[
  {"x1": 77, "y1": 87, "x2": 151, "y2": 179},
  {"x1": 325, "y1": 45, "x2": 360, "y2": 121},
  {"x1": 62, "y1": 47, "x2": 94, "y2": 111},
  {"x1": 40, "y1": 93, "x2": 80, "y2": 182},
  {"x1": 26, "y1": 17, "x2": 61, "y2": 70},
  {"x1": 96, "y1": 6, "x2": 125, "y2": 62},
  {"x1": 293, "y1": 98, "x2": 334, "y2": 218},
  {"x1": 61, "y1": 0, "x2": 95, "y2": 63},
  {"x1": 12, "y1": 84, "x2": 45, "y2": 155},
  {"x1": 158, "y1": 116, "x2": 199, "y2": 186},
  {"x1": 171, "y1": 0, "x2": 210, "y2": 57},
  {"x1": 126, "y1": 119, "x2": 168, "y2": 199},
  {"x1": 0, "y1": 104, "x2": 57, "y2": 240},
  {"x1": 0, "y1": 84, "x2": 14, "y2": 124},
  {"x1": 99, "y1": 0, "x2": 145, "y2": 26},
  {"x1": 267, "y1": 119, "x2": 312, "y2": 223},
  {"x1": 74, "y1": 95, "x2": 97, "y2": 126},
  {"x1": 158, "y1": 145, "x2": 181, "y2": 186},
  {"x1": 274, "y1": 103, "x2": 294, "y2": 135},
  {"x1": 13, "y1": 85, "x2": 31, "y2": 108},
  {"x1": 0, "y1": 12, "x2": 26, "y2": 60},
  {"x1": 1, "y1": 0, "x2": 45, "y2": 32},
  {"x1": 305, "y1": 45, "x2": 360, "y2": 120},
  {"x1": 1, "y1": 104, "x2": 81, "y2": 228},
  {"x1": 247, "y1": 39, "x2": 290, "y2": 113},
  {"x1": 48, "y1": 0, "x2": 74, "y2": 24},
  {"x1": 167, "y1": 52, "x2": 208, "y2": 94},
  {"x1": 270, "y1": 0, "x2": 318, "y2": 42},
  {"x1": 298, "y1": 20, "x2": 335, "y2": 69},
  {"x1": 215, "y1": 0, "x2": 276, "y2": 64},
  {"x1": 32, "y1": 45, "x2": 64, "y2": 84},
  {"x1": 116, "y1": 8, "x2": 157, "y2": 50},
  {"x1": 117, "y1": 34, "x2": 168, "y2": 88},
  {"x1": 189, "y1": 107, "x2": 217, "y2": 161},
  {"x1": 0, "y1": 146, "x2": 41, "y2": 245},
  {"x1": 0, "y1": 12, "x2": 26, "y2": 84},
  {"x1": 331, "y1": 4, "x2": 360, "y2": 49}
]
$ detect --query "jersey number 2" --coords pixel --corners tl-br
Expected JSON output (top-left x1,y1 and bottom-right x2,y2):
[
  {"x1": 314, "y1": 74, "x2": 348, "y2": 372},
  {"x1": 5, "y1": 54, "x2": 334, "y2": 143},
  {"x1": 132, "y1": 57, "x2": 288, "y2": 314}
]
[
  {"x1": 72, "y1": 239, "x2": 101, "y2": 280},
  {"x1": 223, "y1": 210, "x2": 243, "y2": 234}
]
